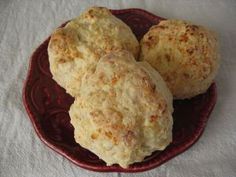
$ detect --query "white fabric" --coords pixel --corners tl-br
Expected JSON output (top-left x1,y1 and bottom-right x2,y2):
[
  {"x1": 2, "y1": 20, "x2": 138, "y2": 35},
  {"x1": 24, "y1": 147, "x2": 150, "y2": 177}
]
[{"x1": 0, "y1": 0, "x2": 236, "y2": 176}]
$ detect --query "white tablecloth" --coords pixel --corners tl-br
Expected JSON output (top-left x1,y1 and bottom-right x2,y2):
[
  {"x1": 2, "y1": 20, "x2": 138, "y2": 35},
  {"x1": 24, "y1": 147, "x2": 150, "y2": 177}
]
[{"x1": 0, "y1": 0, "x2": 236, "y2": 176}]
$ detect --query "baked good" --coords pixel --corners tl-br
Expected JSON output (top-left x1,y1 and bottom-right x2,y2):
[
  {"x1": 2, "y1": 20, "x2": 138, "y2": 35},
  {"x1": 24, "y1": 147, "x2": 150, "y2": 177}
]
[
  {"x1": 69, "y1": 50, "x2": 173, "y2": 168},
  {"x1": 140, "y1": 19, "x2": 219, "y2": 99},
  {"x1": 48, "y1": 7, "x2": 139, "y2": 96}
]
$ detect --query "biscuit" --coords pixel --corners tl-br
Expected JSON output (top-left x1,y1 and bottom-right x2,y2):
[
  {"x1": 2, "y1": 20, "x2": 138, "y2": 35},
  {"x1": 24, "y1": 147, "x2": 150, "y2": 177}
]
[
  {"x1": 48, "y1": 7, "x2": 139, "y2": 96},
  {"x1": 140, "y1": 20, "x2": 220, "y2": 99},
  {"x1": 69, "y1": 50, "x2": 173, "y2": 168}
]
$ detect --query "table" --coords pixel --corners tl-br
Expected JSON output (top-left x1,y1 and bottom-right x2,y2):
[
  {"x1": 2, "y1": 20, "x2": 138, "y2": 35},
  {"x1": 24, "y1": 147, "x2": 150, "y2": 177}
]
[{"x1": 0, "y1": 0, "x2": 236, "y2": 176}]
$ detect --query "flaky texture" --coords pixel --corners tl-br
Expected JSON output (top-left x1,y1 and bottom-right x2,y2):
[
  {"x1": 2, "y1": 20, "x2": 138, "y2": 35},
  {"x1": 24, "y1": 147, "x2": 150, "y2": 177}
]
[
  {"x1": 48, "y1": 7, "x2": 139, "y2": 96},
  {"x1": 69, "y1": 50, "x2": 173, "y2": 168},
  {"x1": 140, "y1": 19, "x2": 220, "y2": 99}
]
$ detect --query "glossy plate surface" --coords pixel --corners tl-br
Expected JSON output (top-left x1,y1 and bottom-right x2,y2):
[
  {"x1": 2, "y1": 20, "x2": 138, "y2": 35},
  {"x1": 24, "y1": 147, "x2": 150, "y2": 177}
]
[{"x1": 23, "y1": 8, "x2": 217, "y2": 172}]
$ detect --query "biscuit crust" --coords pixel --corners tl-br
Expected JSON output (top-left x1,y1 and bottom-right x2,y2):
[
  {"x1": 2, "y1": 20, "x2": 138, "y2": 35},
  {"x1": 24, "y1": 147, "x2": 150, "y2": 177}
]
[
  {"x1": 48, "y1": 7, "x2": 139, "y2": 97},
  {"x1": 140, "y1": 20, "x2": 219, "y2": 99},
  {"x1": 69, "y1": 51, "x2": 173, "y2": 168}
]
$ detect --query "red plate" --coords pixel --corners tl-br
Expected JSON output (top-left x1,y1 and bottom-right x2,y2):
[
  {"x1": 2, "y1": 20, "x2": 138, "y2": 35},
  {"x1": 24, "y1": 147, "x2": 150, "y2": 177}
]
[{"x1": 23, "y1": 8, "x2": 217, "y2": 172}]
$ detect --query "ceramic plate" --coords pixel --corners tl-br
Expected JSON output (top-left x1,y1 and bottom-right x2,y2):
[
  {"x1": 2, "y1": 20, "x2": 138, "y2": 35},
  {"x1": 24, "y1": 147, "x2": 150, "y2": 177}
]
[{"x1": 23, "y1": 8, "x2": 217, "y2": 172}]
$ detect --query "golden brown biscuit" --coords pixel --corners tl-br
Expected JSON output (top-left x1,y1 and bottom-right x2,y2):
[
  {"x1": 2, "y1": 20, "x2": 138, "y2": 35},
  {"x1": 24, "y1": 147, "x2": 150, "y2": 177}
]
[
  {"x1": 69, "y1": 50, "x2": 173, "y2": 168},
  {"x1": 48, "y1": 7, "x2": 139, "y2": 96},
  {"x1": 140, "y1": 20, "x2": 220, "y2": 99}
]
